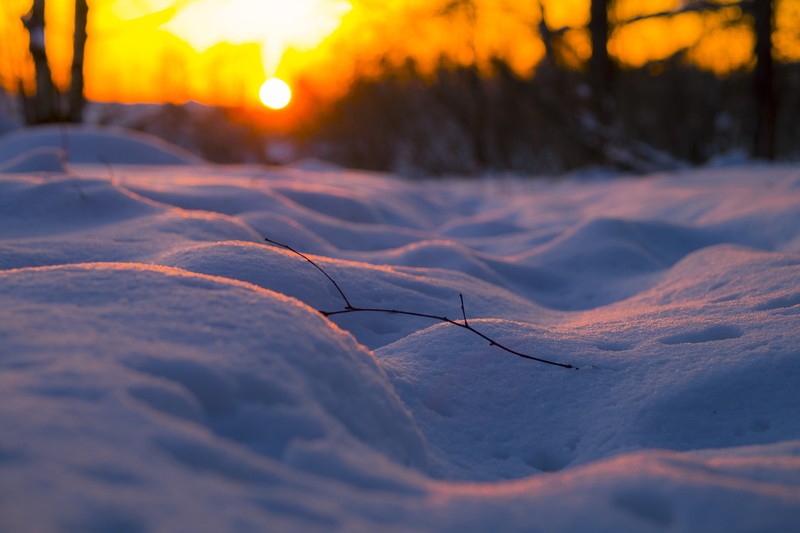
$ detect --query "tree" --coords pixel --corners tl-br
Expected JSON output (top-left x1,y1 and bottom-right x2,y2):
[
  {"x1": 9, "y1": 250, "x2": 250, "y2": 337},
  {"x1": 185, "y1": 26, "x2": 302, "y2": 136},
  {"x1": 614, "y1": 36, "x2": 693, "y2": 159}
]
[
  {"x1": 612, "y1": 0, "x2": 779, "y2": 160},
  {"x1": 752, "y1": 0, "x2": 776, "y2": 159},
  {"x1": 535, "y1": 0, "x2": 688, "y2": 172},
  {"x1": 68, "y1": 0, "x2": 89, "y2": 123},
  {"x1": 438, "y1": 0, "x2": 489, "y2": 171},
  {"x1": 588, "y1": 0, "x2": 612, "y2": 99},
  {"x1": 21, "y1": 0, "x2": 57, "y2": 123},
  {"x1": 21, "y1": 0, "x2": 89, "y2": 124}
]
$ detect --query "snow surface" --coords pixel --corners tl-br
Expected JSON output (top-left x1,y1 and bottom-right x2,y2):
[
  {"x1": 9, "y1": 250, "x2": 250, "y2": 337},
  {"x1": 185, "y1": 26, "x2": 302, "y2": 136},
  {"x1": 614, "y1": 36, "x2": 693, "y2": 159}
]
[
  {"x1": 1, "y1": 128, "x2": 799, "y2": 531},
  {"x1": 0, "y1": 125, "x2": 200, "y2": 173}
]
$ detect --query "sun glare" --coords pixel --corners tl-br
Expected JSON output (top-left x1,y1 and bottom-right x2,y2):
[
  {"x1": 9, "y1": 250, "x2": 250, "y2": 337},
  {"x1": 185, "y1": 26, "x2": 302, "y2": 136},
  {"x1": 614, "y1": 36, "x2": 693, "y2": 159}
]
[
  {"x1": 259, "y1": 78, "x2": 292, "y2": 109},
  {"x1": 163, "y1": 0, "x2": 352, "y2": 75},
  {"x1": 4, "y1": 0, "x2": 800, "y2": 110}
]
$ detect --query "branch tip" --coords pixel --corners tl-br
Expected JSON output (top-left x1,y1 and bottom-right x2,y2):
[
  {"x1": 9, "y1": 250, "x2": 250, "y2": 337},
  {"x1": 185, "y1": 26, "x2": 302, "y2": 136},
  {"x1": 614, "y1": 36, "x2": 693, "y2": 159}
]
[{"x1": 459, "y1": 293, "x2": 469, "y2": 327}]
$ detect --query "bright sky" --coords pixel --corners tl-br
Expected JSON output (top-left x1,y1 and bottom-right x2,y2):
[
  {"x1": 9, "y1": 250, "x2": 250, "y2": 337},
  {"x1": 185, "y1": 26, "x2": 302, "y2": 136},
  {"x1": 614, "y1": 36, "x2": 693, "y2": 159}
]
[
  {"x1": 161, "y1": 0, "x2": 351, "y2": 75},
  {"x1": 0, "y1": 0, "x2": 798, "y2": 110}
]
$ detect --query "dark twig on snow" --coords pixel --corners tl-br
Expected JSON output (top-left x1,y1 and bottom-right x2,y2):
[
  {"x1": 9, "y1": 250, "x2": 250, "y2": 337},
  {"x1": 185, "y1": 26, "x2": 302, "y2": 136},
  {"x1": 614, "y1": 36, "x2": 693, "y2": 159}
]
[
  {"x1": 58, "y1": 123, "x2": 87, "y2": 201},
  {"x1": 264, "y1": 237, "x2": 354, "y2": 309},
  {"x1": 98, "y1": 154, "x2": 121, "y2": 187},
  {"x1": 265, "y1": 238, "x2": 577, "y2": 370}
]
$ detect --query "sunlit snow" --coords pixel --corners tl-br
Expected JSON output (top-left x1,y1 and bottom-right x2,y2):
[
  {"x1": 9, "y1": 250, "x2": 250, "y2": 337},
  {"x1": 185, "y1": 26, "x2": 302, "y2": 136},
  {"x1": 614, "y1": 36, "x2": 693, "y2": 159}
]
[{"x1": 1, "y1": 127, "x2": 799, "y2": 531}]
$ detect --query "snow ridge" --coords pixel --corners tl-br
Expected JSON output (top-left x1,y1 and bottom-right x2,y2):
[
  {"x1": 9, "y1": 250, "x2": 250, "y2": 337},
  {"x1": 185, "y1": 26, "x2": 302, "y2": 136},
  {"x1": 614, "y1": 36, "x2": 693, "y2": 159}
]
[{"x1": 1, "y1": 133, "x2": 799, "y2": 531}]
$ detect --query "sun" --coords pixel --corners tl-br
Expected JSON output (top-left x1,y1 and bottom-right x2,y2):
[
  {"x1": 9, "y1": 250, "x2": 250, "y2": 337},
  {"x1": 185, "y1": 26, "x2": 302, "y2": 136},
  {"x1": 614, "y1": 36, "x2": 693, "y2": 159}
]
[{"x1": 259, "y1": 78, "x2": 292, "y2": 110}]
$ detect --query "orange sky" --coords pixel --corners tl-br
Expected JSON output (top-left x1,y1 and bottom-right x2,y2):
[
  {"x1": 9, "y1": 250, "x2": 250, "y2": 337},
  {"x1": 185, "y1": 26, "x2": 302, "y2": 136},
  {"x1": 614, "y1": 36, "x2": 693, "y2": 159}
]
[{"x1": 1, "y1": 0, "x2": 798, "y2": 110}]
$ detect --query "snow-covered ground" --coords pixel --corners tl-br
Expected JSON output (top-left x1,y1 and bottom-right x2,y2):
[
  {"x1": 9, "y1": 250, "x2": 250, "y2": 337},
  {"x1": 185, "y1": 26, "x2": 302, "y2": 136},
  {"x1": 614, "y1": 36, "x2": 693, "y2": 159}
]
[{"x1": 1, "y1": 127, "x2": 799, "y2": 532}]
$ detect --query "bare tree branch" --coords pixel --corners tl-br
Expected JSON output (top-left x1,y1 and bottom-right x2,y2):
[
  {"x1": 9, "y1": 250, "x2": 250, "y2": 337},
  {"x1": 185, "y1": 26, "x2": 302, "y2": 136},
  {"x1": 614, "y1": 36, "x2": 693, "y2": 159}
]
[
  {"x1": 264, "y1": 237, "x2": 354, "y2": 309},
  {"x1": 621, "y1": 0, "x2": 753, "y2": 25},
  {"x1": 265, "y1": 238, "x2": 578, "y2": 370}
]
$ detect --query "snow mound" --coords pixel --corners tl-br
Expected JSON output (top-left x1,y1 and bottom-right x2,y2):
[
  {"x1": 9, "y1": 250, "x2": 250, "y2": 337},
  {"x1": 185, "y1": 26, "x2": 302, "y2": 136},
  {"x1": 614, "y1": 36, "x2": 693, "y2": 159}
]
[
  {"x1": 159, "y1": 241, "x2": 544, "y2": 349},
  {"x1": 421, "y1": 443, "x2": 800, "y2": 532},
  {"x1": 2, "y1": 153, "x2": 800, "y2": 531},
  {"x1": 0, "y1": 175, "x2": 263, "y2": 269},
  {"x1": 0, "y1": 146, "x2": 66, "y2": 173},
  {"x1": 0, "y1": 125, "x2": 201, "y2": 168},
  {"x1": 0, "y1": 263, "x2": 427, "y2": 530}
]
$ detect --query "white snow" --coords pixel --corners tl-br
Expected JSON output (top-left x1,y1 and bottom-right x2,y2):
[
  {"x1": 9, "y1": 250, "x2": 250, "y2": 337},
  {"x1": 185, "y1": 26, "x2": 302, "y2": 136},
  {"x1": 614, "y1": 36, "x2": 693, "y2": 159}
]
[
  {"x1": 0, "y1": 125, "x2": 200, "y2": 171},
  {"x1": 1, "y1": 127, "x2": 799, "y2": 531}
]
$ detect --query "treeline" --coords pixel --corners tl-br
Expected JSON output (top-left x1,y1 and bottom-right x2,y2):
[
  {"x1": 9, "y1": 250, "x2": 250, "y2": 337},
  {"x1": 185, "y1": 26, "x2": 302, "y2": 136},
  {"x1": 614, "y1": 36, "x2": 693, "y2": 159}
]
[
  {"x1": 295, "y1": 0, "x2": 796, "y2": 176},
  {"x1": 297, "y1": 57, "x2": 800, "y2": 176},
  {"x1": 9, "y1": 0, "x2": 798, "y2": 176}
]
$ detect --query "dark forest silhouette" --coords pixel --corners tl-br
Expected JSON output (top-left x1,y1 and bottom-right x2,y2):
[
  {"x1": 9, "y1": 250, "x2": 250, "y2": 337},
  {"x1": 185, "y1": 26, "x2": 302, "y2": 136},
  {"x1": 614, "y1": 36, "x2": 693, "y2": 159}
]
[
  {"x1": 10, "y1": 0, "x2": 795, "y2": 175},
  {"x1": 19, "y1": 0, "x2": 88, "y2": 124},
  {"x1": 304, "y1": 0, "x2": 789, "y2": 175}
]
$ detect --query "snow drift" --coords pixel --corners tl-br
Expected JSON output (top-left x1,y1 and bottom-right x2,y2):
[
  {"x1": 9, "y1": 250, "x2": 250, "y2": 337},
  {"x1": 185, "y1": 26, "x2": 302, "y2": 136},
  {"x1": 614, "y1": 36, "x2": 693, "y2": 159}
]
[{"x1": 1, "y1": 128, "x2": 799, "y2": 531}]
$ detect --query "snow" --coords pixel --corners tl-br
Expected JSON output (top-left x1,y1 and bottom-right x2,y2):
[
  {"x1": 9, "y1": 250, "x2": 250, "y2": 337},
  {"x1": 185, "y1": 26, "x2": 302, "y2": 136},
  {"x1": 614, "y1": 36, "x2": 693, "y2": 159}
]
[
  {"x1": 0, "y1": 125, "x2": 200, "y2": 171},
  {"x1": 1, "y1": 127, "x2": 799, "y2": 531}
]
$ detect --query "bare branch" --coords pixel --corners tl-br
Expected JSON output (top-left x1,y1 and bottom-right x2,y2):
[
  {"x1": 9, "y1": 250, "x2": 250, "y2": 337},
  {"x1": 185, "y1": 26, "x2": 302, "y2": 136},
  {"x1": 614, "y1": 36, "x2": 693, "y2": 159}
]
[
  {"x1": 265, "y1": 238, "x2": 577, "y2": 370},
  {"x1": 265, "y1": 237, "x2": 354, "y2": 309},
  {"x1": 621, "y1": 0, "x2": 752, "y2": 25}
]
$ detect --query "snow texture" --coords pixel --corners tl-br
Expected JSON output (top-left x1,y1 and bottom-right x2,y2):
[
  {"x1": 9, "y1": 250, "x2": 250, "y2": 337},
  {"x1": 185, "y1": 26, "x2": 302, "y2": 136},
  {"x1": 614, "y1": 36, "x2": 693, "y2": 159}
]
[{"x1": 1, "y1": 127, "x2": 799, "y2": 532}]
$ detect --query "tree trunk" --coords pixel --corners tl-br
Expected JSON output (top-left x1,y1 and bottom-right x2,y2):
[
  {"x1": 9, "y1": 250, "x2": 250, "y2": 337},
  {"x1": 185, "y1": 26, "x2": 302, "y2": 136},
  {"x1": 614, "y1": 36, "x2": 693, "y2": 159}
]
[
  {"x1": 589, "y1": 0, "x2": 612, "y2": 97},
  {"x1": 68, "y1": 0, "x2": 89, "y2": 123},
  {"x1": 22, "y1": 0, "x2": 58, "y2": 123},
  {"x1": 753, "y1": 0, "x2": 776, "y2": 159},
  {"x1": 537, "y1": 2, "x2": 556, "y2": 65},
  {"x1": 466, "y1": 65, "x2": 489, "y2": 171}
]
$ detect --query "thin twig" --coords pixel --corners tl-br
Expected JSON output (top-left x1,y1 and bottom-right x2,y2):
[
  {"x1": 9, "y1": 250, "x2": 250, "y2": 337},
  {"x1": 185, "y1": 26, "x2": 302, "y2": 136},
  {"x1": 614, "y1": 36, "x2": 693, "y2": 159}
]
[
  {"x1": 265, "y1": 238, "x2": 577, "y2": 370},
  {"x1": 58, "y1": 123, "x2": 87, "y2": 201},
  {"x1": 264, "y1": 237, "x2": 354, "y2": 309},
  {"x1": 98, "y1": 154, "x2": 120, "y2": 187}
]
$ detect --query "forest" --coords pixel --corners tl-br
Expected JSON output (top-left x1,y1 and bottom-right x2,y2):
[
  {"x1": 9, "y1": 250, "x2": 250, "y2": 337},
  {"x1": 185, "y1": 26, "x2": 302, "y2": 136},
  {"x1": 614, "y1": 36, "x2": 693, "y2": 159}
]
[{"x1": 1, "y1": 0, "x2": 798, "y2": 175}]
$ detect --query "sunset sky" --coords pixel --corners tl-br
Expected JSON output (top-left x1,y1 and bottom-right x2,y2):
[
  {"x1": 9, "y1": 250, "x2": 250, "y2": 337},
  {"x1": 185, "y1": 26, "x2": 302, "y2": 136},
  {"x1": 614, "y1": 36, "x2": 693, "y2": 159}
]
[{"x1": 1, "y1": 0, "x2": 798, "y2": 110}]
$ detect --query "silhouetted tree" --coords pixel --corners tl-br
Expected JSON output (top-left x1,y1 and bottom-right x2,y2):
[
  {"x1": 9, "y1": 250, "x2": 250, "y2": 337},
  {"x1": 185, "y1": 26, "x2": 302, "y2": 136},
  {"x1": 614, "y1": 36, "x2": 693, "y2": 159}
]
[
  {"x1": 68, "y1": 0, "x2": 89, "y2": 123},
  {"x1": 439, "y1": 0, "x2": 489, "y2": 171},
  {"x1": 624, "y1": 0, "x2": 779, "y2": 160},
  {"x1": 589, "y1": 0, "x2": 613, "y2": 101},
  {"x1": 21, "y1": 0, "x2": 89, "y2": 124},
  {"x1": 22, "y1": 0, "x2": 57, "y2": 123},
  {"x1": 752, "y1": 0, "x2": 776, "y2": 159}
]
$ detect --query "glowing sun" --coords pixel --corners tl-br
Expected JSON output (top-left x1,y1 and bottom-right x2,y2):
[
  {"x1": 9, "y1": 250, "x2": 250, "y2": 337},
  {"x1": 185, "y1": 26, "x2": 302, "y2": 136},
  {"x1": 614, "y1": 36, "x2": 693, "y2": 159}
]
[{"x1": 259, "y1": 78, "x2": 292, "y2": 109}]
